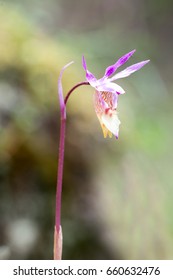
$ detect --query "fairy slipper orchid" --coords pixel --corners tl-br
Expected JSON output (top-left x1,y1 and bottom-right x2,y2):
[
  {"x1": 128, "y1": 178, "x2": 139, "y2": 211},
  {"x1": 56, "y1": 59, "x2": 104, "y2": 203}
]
[{"x1": 82, "y1": 50, "x2": 150, "y2": 138}]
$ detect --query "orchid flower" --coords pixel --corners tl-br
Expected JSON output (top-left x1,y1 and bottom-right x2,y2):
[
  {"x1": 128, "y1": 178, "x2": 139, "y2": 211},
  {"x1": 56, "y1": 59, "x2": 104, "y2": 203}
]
[{"x1": 82, "y1": 50, "x2": 150, "y2": 138}]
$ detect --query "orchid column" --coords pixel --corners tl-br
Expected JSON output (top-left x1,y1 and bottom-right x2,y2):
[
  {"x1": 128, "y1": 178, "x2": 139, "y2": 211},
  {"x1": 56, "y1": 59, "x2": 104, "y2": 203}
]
[{"x1": 54, "y1": 51, "x2": 149, "y2": 259}]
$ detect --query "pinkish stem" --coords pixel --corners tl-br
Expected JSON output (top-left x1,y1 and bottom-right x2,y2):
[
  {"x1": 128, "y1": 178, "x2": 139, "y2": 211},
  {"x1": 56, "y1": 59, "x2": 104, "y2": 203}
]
[{"x1": 54, "y1": 62, "x2": 89, "y2": 259}]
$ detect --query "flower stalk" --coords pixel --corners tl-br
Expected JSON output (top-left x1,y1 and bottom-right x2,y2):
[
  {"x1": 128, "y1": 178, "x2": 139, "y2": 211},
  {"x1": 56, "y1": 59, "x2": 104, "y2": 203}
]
[{"x1": 54, "y1": 63, "x2": 89, "y2": 259}]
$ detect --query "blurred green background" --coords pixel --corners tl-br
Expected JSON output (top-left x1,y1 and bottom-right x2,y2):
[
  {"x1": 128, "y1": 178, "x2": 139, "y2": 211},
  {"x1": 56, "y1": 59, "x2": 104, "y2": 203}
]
[{"x1": 0, "y1": 0, "x2": 173, "y2": 260}]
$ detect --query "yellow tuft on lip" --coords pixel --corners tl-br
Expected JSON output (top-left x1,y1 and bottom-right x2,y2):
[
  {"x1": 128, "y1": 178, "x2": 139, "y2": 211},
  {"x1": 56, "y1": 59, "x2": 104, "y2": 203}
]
[{"x1": 101, "y1": 123, "x2": 109, "y2": 138}]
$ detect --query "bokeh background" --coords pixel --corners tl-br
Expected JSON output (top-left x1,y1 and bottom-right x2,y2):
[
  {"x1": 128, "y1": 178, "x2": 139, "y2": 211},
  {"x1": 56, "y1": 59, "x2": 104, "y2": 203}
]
[{"x1": 0, "y1": 0, "x2": 173, "y2": 260}]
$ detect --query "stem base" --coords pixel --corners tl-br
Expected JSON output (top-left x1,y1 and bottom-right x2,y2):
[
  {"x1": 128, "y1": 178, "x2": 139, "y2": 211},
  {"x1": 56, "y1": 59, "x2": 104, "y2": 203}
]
[{"x1": 53, "y1": 225, "x2": 63, "y2": 260}]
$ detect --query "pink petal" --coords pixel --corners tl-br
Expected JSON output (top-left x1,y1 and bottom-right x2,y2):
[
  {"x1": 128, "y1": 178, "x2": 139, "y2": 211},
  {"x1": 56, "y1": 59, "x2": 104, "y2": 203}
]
[
  {"x1": 82, "y1": 56, "x2": 97, "y2": 86},
  {"x1": 111, "y1": 93, "x2": 118, "y2": 109},
  {"x1": 104, "y1": 49, "x2": 136, "y2": 78},
  {"x1": 86, "y1": 70, "x2": 97, "y2": 86},
  {"x1": 96, "y1": 82, "x2": 125, "y2": 95},
  {"x1": 110, "y1": 60, "x2": 150, "y2": 80}
]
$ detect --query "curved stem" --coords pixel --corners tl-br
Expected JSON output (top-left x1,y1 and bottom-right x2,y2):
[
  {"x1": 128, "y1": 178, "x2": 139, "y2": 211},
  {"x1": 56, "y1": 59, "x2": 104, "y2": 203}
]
[
  {"x1": 54, "y1": 77, "x2": 90, "y2": 259},
  {"x1": 64, "y1": 81, "x2": 89, "y2": 105}
]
